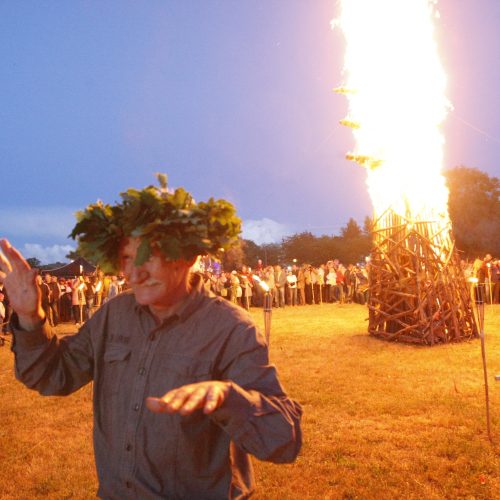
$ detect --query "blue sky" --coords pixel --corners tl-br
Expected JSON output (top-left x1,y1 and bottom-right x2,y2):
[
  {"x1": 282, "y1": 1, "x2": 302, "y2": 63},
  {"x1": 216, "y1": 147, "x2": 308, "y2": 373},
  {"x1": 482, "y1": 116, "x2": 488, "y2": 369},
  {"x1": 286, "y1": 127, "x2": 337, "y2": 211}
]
[{"x1": 1, "y1": 0, "x2": 499, "y2": 263}]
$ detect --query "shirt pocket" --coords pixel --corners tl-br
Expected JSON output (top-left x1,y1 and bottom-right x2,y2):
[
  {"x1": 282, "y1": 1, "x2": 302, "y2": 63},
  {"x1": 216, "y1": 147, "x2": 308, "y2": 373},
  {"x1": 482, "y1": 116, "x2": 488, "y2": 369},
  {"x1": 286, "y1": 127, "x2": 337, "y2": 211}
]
[
  {"x1": 101, "y1": 344, "x2": 132, "y2": 396},
  {"x1": 149, "y1": 354, "x2": 213, "y2": 396}
]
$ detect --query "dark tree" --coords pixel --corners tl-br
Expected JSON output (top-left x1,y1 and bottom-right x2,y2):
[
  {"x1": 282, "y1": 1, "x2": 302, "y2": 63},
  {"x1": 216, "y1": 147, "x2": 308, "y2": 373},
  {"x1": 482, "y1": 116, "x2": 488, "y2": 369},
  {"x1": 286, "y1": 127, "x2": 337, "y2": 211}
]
[
  {"x1": 444, "y1": 166, "x2": 500, "y2": 257},
  {"x1": 260, "y1": 243, "x2": 283, "y2": 266},
  {"x1": 241, "y1": 239, "x2": 262, "y2": 268},
  {"x1": 282, "y1": 232, "x2": 320, "y2": 265},
  {"x1": 337, "y1": 218, "x2": 371, "y2": 264},
  {"x1": 363, "y1": 215, "x2": 375, "y2": 235},
  {"x1": 26, "y1": 257, "x2": 42, "y2": 269},
  {"x1": 66, "y1": 250, "x2": 80, "y2": 261},
  {"x1": 221, "y1": 240, "x2": 246, "y2": 271},
  {"x1": 340, "y1": 218, "x2": 363, "y2": 239}
]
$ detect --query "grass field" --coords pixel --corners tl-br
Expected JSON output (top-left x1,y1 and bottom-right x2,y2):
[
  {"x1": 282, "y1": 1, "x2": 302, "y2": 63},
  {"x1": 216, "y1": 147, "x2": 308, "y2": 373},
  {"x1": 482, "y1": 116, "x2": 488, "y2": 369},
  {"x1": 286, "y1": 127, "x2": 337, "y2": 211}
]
[{"x1": 0, "y1": 304, "x2": 499, "y2": 499}]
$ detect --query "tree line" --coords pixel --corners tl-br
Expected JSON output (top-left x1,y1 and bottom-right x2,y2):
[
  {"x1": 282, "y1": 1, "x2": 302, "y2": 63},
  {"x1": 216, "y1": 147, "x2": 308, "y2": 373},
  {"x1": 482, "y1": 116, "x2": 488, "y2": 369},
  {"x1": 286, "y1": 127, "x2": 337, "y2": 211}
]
[
  {"x1": 222, "y1": 166, "x2": 500, "y2": 269},
  {"x1": 23, "y1": 166, "x2": 499, "y2": 271}
]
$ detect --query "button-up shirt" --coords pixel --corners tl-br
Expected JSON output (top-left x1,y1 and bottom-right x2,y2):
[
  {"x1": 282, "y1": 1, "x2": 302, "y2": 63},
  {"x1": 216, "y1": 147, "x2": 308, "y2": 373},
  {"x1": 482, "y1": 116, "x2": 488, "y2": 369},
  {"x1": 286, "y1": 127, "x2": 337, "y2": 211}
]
[{"x1": 11, "y1": 274, "x2": 302, "y2": 499}]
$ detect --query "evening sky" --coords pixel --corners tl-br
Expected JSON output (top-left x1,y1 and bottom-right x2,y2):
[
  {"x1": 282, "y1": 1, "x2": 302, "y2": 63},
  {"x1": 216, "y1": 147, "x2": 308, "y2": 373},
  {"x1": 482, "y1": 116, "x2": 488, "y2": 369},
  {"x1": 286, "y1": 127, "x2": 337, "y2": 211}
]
[{"x1": 1, "y1": 0, "x2": 499, "y2": 263}]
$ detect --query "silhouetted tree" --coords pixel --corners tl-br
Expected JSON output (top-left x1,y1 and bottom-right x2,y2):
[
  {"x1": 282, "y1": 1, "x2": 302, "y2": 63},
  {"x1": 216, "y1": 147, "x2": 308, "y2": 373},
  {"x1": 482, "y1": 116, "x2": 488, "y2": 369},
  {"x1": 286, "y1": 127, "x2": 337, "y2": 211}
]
[
  {"x1": 241, "y1": 239, "x2": 262, "y2": 268},
  {"x1": 26, "y1": 257, "x2": 42, "y2": 269},
  {"x1": 260, "y1": 243, "x2": 283, "y2": 266},
  {"x1": 66, "y1": 250, "x2": 80, "y2": 261},
  {"x1": 363, "y1": 215, "x2": 375, "y2": 235},
  {"x1": 444, "y1": 166, "x2": 500, "y2": 257},
  {"x1": 338, "y1": 218, "x2": 371, "y2": 264},
  {"x1": 282, "y1": 232, "x2": 319, "y2": 265},
  {"x1": 221, "y1": 239, "x2": 245, "y2": 271},
  {"x1": 340, "y1": 218, "x2": 363, "y2": 239}
]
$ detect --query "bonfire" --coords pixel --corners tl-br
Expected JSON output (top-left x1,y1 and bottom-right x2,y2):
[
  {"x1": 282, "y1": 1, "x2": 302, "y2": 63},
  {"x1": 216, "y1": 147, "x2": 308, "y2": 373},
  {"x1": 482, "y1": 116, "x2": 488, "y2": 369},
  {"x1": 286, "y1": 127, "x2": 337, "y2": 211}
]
[{"x1": 336, "y1": 0, "x2": 477, "y2": 344}]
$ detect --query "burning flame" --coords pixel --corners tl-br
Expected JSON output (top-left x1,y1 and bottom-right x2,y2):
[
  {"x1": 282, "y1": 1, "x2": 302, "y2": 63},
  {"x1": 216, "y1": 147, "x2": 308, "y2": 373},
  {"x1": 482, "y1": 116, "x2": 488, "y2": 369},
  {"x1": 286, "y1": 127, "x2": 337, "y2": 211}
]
[
  {"x1": 252, "y1": 274, "x2": 270, "y2": 293},
  {"x1": 337, "y1": 0, "x2": 450, "y2": 229}
]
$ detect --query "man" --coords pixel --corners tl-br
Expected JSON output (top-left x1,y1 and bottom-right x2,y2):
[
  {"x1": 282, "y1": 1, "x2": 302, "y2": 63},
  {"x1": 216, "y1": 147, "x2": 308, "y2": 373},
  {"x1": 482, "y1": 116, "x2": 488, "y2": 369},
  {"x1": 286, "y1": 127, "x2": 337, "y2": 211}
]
[
  {"x1": 477, "y1": 254, "x2": 493, "y2": 303},
  {"x1": 38, "y1": 274, "x2": 52, "y2": 323},
  {"x1": 0, "y1": 290, "x2": 5, "y2": 327},
  {"x1": 0, "y1": 176, "x2": 301, "y2": 499},
  {"x1": 47, "y1": 274, "x2": 61, "y2": 325},
  {"x1": 273, "y1": 265, "x2": 287, "y2": 308}
]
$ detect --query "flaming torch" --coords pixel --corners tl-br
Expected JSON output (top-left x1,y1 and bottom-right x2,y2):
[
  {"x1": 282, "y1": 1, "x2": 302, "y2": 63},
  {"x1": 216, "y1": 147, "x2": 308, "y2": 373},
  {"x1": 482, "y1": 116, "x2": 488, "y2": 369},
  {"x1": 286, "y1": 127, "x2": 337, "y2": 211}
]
[
  {"x1": 337, "y1": 0, "x2": 477, "y2": 344},
  {"x1": 253, "y1": 275, "x2": 272, "y2": 345}
]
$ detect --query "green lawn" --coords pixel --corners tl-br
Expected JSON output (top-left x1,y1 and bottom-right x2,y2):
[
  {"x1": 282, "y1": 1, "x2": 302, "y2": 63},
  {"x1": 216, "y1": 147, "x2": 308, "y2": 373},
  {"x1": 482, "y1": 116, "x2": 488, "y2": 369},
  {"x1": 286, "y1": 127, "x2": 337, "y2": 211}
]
[{"x1": 0, "y1": 303, "x2": 499, "y2": 499}]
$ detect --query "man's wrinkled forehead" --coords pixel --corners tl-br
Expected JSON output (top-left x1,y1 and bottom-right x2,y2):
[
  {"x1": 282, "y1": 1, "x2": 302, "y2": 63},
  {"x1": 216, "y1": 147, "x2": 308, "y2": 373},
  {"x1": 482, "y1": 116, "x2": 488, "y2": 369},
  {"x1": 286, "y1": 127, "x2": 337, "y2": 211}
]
[{"x1": 119, "y1": 237, "x2": 139, "y2": 256}]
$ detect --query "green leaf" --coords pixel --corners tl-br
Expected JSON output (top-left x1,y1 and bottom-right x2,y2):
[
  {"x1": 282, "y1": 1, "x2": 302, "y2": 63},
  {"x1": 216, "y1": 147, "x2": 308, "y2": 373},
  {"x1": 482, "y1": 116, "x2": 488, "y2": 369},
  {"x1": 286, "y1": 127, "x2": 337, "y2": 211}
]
[{"x1": 135, "y1": 238, "x2": 152, "y2": 266}]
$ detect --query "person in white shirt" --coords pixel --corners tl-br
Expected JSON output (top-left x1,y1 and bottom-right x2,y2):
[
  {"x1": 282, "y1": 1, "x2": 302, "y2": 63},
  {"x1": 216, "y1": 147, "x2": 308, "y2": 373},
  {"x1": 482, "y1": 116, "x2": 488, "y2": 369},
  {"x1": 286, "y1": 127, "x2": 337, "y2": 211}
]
[{"x1": 286, "y1": 270, "x2": 297, "y2": 306}]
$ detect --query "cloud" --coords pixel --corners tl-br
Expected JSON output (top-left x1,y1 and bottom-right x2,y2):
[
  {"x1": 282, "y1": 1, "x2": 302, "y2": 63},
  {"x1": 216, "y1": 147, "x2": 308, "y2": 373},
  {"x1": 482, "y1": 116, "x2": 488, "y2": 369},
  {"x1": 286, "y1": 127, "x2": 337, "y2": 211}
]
[
  {"x1": 22, "y1": 243, "x2": 75, "y2": 264},
  {"x1": 0, "y1": 207, "x2": 76, "y2": 239},
  {"x1": 242, "y1": 218, "x2": 290, "y2": 245}
]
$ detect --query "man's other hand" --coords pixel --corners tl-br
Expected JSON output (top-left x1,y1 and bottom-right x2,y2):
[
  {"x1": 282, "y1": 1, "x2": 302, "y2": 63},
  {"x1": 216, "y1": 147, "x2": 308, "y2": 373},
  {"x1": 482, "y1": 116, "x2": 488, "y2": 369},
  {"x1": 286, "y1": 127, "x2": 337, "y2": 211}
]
[
  {"x1": 146, "y1": 381, "x2": 231, "y2": 416},
  {"x1": 0, "y1": 239, "x2": 44, "y2": 330}
]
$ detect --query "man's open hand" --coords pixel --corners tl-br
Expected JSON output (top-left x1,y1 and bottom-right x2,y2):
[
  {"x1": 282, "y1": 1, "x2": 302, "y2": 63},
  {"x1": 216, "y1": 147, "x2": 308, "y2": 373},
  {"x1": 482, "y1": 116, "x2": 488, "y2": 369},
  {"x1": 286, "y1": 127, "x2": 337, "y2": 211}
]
[
  {"x1": 146, "y1": 381, "x2": 230, "y2": 416},
  {"x1": 0, "y1": 239, "x2": 44, "y2": 330}
]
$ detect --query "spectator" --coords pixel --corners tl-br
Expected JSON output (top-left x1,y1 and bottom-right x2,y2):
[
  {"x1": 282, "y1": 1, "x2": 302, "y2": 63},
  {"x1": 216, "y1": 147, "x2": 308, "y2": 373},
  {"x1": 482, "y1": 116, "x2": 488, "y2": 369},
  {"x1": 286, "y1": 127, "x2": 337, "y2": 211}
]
[
  {"x1": 59, "y1": 278, "x2": 72, "y2": 322},
  {"x1": 491, "y1": 259, "x2": 500, "y2": 304},
  {"x1": 71, "y1": 276, "x2": 86, "y2": 325},
  {"x1": 0, "y1": 291, "x2": 5, "y2": 331},
  {"x1": 230, "y1": 271, "x2": 242, "y2": 306},
  {"x1": 274, "y1": 265, "x2": 287, "y2": 308},
  {"x1": 286, "y1": 270, "x2": 297, "y2": 306},
  {"x1": 297, "y1": 265, "x2": 306, "y2": 305},
  {"x1": 38, "y1": 275, "x2": 52, "y2": 324},
  {"x1": 107, "y1": 276, "x2": 120, "y2": 301}
]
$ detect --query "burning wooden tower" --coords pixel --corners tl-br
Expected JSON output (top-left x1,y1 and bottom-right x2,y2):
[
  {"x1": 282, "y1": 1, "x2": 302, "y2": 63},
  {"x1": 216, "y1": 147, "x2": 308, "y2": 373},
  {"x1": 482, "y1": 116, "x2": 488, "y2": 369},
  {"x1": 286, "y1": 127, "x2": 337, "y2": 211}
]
[
  {"x1": 336, "y1": 0, "x2": 478, "y2": 344},
  {"x1": 367, "y1": 209, "x2": 477, "y2": 344}
]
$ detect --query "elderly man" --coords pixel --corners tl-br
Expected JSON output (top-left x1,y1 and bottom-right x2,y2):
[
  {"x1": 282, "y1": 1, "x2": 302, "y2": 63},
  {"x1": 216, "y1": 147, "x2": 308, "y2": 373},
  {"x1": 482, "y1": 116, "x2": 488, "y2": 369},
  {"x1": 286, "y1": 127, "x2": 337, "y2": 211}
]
[{"x1": 0, "y1": 176, "x2": 301, "y2": 499}]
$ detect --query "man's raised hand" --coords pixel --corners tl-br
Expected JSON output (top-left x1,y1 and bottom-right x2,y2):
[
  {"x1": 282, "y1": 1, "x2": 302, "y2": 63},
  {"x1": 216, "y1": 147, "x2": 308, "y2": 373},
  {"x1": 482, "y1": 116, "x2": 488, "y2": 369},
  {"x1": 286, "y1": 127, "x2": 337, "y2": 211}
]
[
  {"x1": 146, "y1": 381, "x2": 230, "y2": 416},
  {"x1": 0, "y1": 239, "x2": 45, "y2": 330}
]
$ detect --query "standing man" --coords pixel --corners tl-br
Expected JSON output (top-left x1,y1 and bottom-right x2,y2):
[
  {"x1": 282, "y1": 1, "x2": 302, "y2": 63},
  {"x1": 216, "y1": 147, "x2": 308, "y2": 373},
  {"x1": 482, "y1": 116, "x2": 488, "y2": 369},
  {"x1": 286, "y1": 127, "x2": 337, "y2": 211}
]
[
  {"x1": 0, "y1": 290, "x2": 5, "y2": 330},
  {"x1": 0, "y1": 175, "x2": 302, "y2": 499},
  {"x1": 47, "y1": 275, "x2": 61, "y2": 325},
  {"x1": 274, "y1": 265, "x2": 287, "y2": 308},
  {"x1": 39, "y1": 274, "x2": 52, "y2": 324}
]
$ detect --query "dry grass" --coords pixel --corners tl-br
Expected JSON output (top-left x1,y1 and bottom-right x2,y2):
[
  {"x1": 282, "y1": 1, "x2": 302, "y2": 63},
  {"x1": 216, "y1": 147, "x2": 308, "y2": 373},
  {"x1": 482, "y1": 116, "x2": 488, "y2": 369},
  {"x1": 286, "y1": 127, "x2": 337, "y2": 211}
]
[{"x1": 0, "y1": 304, "x2": 499, "y2": 499}]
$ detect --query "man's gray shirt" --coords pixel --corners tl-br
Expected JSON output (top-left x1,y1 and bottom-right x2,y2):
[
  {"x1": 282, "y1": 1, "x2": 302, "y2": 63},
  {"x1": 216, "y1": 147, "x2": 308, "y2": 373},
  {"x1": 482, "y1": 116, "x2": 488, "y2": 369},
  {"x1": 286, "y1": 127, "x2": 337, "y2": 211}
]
[{"x1": 11, "y1": 275, "x2": 302, "y2": 499}]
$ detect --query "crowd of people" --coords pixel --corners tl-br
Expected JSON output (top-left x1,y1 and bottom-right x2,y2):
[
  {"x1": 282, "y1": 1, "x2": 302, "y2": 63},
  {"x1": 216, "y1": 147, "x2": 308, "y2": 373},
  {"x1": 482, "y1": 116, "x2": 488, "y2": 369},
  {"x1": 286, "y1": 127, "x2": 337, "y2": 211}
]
[
  {"x1": 1, "y1": 271, "x2": 126, "y2": 332},
  {"x1": 199, "y1": 259, "x2": 371, "y2": 310},
  {"x1": 1, "y1": 254, "x2": 499, "y2": 335}
]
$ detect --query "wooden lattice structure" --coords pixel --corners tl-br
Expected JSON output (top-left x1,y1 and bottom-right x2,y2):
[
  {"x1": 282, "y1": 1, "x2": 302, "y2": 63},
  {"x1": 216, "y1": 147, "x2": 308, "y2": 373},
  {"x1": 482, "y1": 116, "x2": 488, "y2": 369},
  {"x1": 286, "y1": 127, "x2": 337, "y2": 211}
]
[{"x1": 368, "y1": 209, "x2": 478, "y2": 345}]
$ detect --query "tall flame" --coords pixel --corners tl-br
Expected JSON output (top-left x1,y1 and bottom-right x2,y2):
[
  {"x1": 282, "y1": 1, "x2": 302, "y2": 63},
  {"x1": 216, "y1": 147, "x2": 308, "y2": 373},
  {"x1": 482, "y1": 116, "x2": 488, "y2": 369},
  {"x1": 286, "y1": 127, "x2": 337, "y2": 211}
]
[{"x1": 338, "y1": 0, "x2": 450, "y2": 230}]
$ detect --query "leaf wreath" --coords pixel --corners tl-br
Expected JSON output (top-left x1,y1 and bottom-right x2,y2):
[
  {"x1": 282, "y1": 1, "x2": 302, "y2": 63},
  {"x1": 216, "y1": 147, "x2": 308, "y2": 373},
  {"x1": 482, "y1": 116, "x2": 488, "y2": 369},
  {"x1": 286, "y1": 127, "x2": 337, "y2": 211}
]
[{"x1": 69, "y1": 174, "x2": 241, "y2": 273}]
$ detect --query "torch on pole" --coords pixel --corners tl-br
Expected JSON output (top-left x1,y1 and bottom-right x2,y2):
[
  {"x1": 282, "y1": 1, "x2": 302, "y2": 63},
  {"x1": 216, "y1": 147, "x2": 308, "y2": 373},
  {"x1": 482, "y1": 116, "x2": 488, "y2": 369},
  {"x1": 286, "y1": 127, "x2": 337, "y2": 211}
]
[
  {"x1": 253, "y1": 275, "x2": 272, "y2": 346},
  {"x1": 470, "y1": 278, "x2": 493, "y2": 443}
]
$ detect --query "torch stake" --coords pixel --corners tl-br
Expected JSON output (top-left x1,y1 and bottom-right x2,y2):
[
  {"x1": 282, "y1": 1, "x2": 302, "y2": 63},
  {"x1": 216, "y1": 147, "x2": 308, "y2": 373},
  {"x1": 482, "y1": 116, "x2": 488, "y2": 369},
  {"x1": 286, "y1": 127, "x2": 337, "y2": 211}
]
[
  {"x1": 263, "y1": 291, "x2": 272, "y2": 346},
  {"x1": 474, "y1": 283, "x2": 492, "y2": 443}
]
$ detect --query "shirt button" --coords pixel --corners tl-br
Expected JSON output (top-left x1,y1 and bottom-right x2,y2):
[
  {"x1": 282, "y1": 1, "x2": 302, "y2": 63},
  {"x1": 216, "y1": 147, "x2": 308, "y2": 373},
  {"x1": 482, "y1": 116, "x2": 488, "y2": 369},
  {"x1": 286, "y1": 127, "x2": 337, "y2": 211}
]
[
  {"x1": 125, "y1": 481, "x2": 132, "y2": 489},
  {"x1": 125, "y1": 443, "x2": 132, "y2": 451},
  {"x1": 139, "y1": 368, "x2": 145, "y2": 375},
  {"x1": 134, "y1": 404, "x2": 140, "y2": 411}
]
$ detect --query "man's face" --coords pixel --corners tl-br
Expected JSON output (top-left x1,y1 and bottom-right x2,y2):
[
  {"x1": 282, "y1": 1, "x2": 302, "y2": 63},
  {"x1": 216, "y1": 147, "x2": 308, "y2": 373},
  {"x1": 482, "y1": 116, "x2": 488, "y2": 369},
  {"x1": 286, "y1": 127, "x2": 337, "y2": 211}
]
[
  {"x1": 45, "y1": 274, "x2": 51, "y2": 282},
  {"x1": 119, "y1": 238, "x2": 193, "y2": 313}
]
